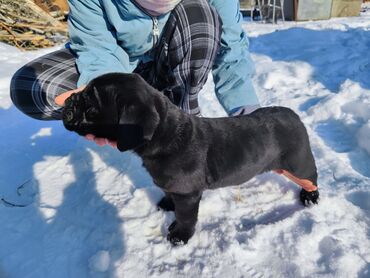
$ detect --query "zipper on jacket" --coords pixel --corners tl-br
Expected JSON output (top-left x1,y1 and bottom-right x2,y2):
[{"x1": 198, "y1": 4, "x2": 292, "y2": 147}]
[
  {"x1": 152, "y1": 17, "x2": 159, "y2": 46},
  {"x1": 131, "y1": 0, "x2": 160, "y2": 47}
]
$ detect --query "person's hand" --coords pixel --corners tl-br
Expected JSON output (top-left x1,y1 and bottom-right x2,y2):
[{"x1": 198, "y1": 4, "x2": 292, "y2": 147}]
[
  {"x1": 55, "y1": 86, "x2": 118, "y2": 148},
  {"x1": 85, "y1": 134, "x2": 118, "y2": 148},
  {"x1": 55, "y1": 85, "x2": 86, "y2": 106}
]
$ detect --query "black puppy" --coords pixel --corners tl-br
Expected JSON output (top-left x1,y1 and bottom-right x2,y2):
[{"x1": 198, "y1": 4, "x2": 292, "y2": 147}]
[{"x1": 63, "y1": 73, "x2": 319, "y2": 245}]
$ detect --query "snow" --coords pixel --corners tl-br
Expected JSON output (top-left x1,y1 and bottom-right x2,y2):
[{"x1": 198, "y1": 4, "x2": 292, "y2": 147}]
[
  {"x1": 1, "y1": 7, "x2": 370, "y2": 278},
  {"x1": 89, "y1": 250, "x2": 111, "y2": 272}
]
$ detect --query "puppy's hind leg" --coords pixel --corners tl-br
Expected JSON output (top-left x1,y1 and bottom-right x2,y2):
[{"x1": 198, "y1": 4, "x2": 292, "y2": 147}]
[
  {"x1": 276, "y1": 146, "x2": 319, "y2": 206},
  {"x1": 276, "y1": 169, "x2": 319, "y2": 206},
  {"x1": 167, "y1": 191, "x2": 202, "y2": 246}
]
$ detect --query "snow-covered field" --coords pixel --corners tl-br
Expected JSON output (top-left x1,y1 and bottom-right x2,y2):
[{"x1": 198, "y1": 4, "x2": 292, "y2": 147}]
[{"x1": 1, "y1": 6, "x2": 370, "y2": 278}]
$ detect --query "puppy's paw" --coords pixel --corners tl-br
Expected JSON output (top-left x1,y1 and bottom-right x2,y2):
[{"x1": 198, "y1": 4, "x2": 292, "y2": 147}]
[
  {"x1": 300, "y1": 189, "x2": 319, "y2": 206},
  {"x1": 166, "y1": 221, "x2": 194, "y2": 246},
  {"x1": 157, "y1": 196, "x2": 175, "y2": 211}
]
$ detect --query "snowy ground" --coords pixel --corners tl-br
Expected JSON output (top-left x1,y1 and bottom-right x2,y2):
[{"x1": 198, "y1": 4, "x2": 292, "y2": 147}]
[{"x1": 1, "y1": 6, "x2": 370, "y2": 278}]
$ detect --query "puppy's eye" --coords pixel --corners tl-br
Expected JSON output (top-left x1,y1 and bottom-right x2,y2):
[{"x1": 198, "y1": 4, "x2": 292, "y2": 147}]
[
  {"x1": 64, "y1": 109, "x2": 74, "y2": 123},
  {"x1": 85, "y1": 107, "x2": 100, "y2": 120}
]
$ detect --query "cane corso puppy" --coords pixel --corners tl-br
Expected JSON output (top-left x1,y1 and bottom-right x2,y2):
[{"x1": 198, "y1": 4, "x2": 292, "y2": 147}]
[{"x1": 62, "y1": 73, "x2": 319, "y2": 245}]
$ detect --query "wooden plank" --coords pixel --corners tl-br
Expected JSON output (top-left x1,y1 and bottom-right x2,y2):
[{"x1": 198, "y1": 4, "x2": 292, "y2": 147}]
[
  {"x1": 296, "y1": 0, "x2": 333, "y2": 21},
  {"x1": 331, "y1": 0, "x2": 362, "y2": 17},
  {"x1": 24, "y1": 0, "x2": 65, "y2": 27},
  {"x1": 240, "y1": 0, "x2": 254, "y2": 10}
]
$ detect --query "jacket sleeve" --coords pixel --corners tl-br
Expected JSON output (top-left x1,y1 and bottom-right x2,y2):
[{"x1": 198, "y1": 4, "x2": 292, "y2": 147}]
[
  {"x1": 67, "y1": 0, "x2": 131, "y2": 87},
  {"x1": 209, "y1": 0, "x2": 260, "y2": 115}
]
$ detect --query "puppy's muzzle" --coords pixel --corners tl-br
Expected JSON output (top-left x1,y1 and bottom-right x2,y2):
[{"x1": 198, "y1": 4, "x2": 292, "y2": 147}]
[
  {"x1": 62, "y1": 93, "x2": 101, "y2": 136},
  {"x1": 63, "y1": 94, "x2": 85, "y2": 129},
  {"x1": 62, "y1": 92, "x2": 120, "y2": 141}
]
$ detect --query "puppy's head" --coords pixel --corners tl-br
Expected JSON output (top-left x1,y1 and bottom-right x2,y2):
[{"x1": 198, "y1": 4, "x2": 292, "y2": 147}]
[{"x1": 62, "y1": 73, "x2": 160, "y2": 152}]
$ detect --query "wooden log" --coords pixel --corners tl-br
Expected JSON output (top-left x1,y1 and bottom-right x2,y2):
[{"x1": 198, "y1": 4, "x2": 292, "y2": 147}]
[
  {"x1": 0, "y1": 0, "x2": 68, "y2": 49},
  {"x1": 1, "y1": 21, "x2": 67, "y2": 33},
  {"x1": 34, "y1": 0, "x2": 69, "y2": 14},
  {"x1": 0, "y1": 21, "x2": 22, "y2": 49},
  {"x1": 23, "y1": 0, "x2": 66, "y2": 28},
  {"x1": 0, "y1": 34, "x2": 46, "y2": 41},
  {"x1": 53, "y1": 0, "x2": 69, "y2": 12}
]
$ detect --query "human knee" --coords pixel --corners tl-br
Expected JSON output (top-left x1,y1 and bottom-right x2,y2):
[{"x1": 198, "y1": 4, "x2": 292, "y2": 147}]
[
  {"x1": 172, "y1": 0, "x2": 222, "y2": 44},
  {"x1": 10, "y1": 66, "x2": 48, "y2": 120},
  {"x1": 10, "y1": 67, "x2": 29, "y2": 113}
]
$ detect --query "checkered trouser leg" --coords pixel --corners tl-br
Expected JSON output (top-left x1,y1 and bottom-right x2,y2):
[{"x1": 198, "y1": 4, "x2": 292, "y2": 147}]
[
  {"x1": 148, "y1": 0, "x2": 221, "y2": 115},
  {"x1": 10, "y1": 0, "x2": 221, "y2": 120},
  {"x1": 10, "y1": 49, "x2": 78, "y2": 120}
]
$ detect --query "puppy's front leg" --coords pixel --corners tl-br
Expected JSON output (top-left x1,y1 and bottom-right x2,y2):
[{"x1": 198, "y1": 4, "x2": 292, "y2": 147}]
[
  {"x1": 167, "y1": 191, "x2": 202, "y2": 246},
  {"x1": 157, "y1": 192, "x2": 175, "y2": 211}
]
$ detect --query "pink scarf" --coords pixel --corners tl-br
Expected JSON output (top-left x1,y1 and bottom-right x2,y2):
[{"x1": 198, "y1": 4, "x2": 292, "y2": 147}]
[{"x1": 134, "y1": 0, "x2": 182, "y2": 16}]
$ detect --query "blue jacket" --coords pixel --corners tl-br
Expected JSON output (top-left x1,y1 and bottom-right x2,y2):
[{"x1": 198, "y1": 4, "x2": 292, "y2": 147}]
[{"x1": 67, "y1": 0, "x2": 260, "y2": 114}]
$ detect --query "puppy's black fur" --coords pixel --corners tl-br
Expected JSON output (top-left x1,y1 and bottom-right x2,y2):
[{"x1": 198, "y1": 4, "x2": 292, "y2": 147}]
[{"x1": 63, "y1": 73, "x2": 319, "y2": 245}]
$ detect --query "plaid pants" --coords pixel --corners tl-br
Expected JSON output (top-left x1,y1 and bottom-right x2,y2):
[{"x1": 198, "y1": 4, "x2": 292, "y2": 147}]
[{"x1": 10, "y1": 0, "x2": 221, "y2": 120}]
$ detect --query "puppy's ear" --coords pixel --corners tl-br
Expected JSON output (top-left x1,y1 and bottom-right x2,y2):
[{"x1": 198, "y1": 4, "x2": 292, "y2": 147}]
[
  {"x1": 119, "y1": 104, "x2": 160, "y2": 137},
  {"x1": 117, "y1": 106, "x2": 159, "y2": 151},
  {"x1": 141, "y1": 106, "x2": 160, "y2": 141},
  {"x1": 117, "y1": 124, "x2": 145, "y2": 152}
]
